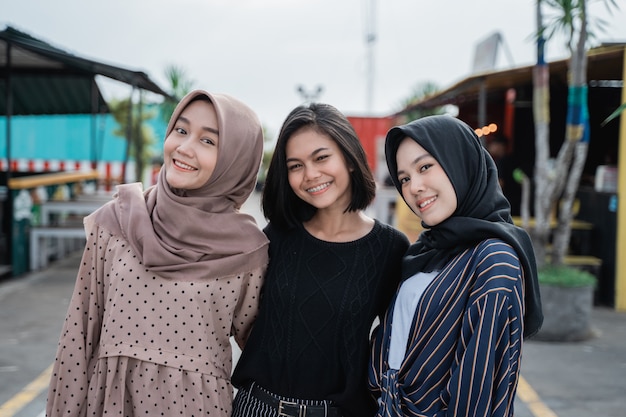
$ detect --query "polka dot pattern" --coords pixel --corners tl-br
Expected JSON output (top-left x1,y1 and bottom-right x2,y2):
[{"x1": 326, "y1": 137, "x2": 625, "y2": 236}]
[{"x1": 47, "y1": 224, "x2": 266, "y2": 417}]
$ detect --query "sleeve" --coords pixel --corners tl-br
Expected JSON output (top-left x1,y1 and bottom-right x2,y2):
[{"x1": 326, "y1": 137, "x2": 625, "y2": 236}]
[
  {"x1": 46, "y1": 222, "x2": 110, "y2": 417},
  {"x1": 231, "y1": 263, "x2": 267, "y2": 350},
  {"x1": 376, "y1": 230, "x2": 409, "y2": 320},
  {"x1": 439, "y1": 243, "x2": 524, "y2": 417}
]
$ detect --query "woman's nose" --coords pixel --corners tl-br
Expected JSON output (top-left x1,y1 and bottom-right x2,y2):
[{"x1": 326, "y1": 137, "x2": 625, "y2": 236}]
[
  {"x1": 304, "y1": 165, "x2": 321, "y2": 180},
  {"x1": 176, "y1": 140, "x2": 193, "y2": 156},
  {"x1": 409, "y1": 176, "x2": 423, "y2": 195}
]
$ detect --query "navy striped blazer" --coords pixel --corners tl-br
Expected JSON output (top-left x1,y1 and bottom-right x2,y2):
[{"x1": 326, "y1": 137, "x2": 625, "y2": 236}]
[{"x1": 369, "y1": 239, "x2": 525, "y2": 417}]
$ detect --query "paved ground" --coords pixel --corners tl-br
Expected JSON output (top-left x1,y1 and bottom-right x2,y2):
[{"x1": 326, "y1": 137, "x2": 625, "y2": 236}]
[{"x1": 1, "y1": 191, "x2": 625, "y2": 417}]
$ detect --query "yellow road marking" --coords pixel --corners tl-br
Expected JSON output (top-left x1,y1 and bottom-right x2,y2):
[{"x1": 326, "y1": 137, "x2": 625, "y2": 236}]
[
  {"x1": 517, "y1": 375, "x2": 559, "y2": 417},
  {"x1": 0, "y1": 367, "x2": 556, "y2": 417},
  {"x1": 0, "y1": 364, "x2": 52, "y2": 417}
]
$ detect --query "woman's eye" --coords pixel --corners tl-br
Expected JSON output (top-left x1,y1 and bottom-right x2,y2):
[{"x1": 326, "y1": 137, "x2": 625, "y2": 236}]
[
  {"x1": 398, "y1": 176, "x2": 409, "y2": 184},
  {"x1": 175, "y1": 127, "x2": 187, "y2": 135},
  {"x1": 202, "y1": 138, "x2": 216, "y2": 146},
  {"x1": 287, "y1": 163, "x2": 302, "y2": 171},
  {"x1": 316, "y1": 154, "x2": 329, "y2": 162},
  {"x1": 419, "y1": 163, "x2": 432, "y2": 173}
]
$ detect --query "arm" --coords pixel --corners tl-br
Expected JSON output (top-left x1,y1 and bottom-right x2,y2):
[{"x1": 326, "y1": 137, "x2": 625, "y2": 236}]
[
  {"x1": 231, "y1": 263, "x2": 267, "y2": 350},
  {"x1": 376, "y1": 229, "x2": 410, "y2": 321},
  {"x1": 46, "y1": 223, "x2": 109, "y2": 417},
  {"x1": 440, "y1": 243, "x2": 524, "y2": 417}
]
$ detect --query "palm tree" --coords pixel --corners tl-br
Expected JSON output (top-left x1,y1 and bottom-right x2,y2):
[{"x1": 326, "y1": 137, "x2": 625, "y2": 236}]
[
  {"x1": 160, "y1": 65, "x2": 195, "y2": 124},
  {"x1": 529, "y1": 0, "x2": 619, "y2": 268},
  {"x1": 529, "y1": 1, "x2": 552, "y2": 266},
  {"x1": 397, "y1": 81, "x2": 445, "y2": 123},
  {"x1": 109, "y1": 95, "x2": 157, "y2": 183}
]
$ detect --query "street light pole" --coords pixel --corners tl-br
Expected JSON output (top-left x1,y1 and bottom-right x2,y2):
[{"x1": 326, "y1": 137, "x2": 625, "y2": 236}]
[
  {"x1": 364, "y1": 0, "x2": 377, "y2": 114},
  {"x1": 296, "y1": 84, "x2": 324, "y2": 103}
]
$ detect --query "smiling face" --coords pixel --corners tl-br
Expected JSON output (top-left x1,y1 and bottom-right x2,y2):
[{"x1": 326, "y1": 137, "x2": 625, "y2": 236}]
[
  {"x1": 395, "y1": 137, "x2": 457, "y2": 227},
  {"x1": 285, "y1": 127, "x2": 352, "y2": 213},
  {"x1": 163, "y1": 98, "x2": 219, "y2": 190}
]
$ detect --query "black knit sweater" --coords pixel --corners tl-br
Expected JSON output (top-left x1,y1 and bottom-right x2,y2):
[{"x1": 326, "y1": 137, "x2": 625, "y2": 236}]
[{"x1": 232, "y1": 220, "x2": 409, "y2": 417}]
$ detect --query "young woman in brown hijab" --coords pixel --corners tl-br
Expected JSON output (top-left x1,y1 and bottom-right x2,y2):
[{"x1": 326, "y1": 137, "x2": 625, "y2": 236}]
[{"x1": 46, "y1": 90, "x2": 269, "y2": 417}]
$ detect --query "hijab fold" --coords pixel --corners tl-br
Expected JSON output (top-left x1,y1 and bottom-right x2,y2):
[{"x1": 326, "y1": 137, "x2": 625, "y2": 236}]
[
  {"x1": 385, "y1": 115, "x2": 542, "y2": 338},
  {"x1": 90, "y1": 90, "x2": 268, "y2": 279}
]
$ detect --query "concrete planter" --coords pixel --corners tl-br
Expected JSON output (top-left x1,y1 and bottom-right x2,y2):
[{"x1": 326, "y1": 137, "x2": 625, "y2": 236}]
[{"x1": 533, "y1": 283, "x2": 595, "y2": 342}]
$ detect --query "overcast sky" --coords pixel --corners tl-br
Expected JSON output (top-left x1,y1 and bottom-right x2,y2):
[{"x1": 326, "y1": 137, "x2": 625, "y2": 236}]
[{"x1": 4, "y1": 0, "x2": 626, "y2": 136}]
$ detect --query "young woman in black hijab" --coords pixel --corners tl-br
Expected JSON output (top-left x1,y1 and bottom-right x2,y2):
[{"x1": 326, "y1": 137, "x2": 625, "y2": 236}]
[{"x1": 368, "y1": 115, "x2": 542, "y2": 417}]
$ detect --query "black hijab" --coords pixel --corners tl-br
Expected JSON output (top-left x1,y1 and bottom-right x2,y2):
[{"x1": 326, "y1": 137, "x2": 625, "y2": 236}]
[{"x1": 385, "y1": 115, "x2": 542, "y2": 338}]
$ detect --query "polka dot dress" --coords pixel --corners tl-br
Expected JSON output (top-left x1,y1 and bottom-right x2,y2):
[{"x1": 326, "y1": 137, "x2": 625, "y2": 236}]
[{"x1": 46, "y1": 225, "x2": 265, "y2": 417}]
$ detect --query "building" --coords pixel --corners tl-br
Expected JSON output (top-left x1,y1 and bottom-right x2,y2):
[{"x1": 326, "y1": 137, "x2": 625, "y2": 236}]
[
  {"x1": 1, "y1": 26, "x2": 169, "y2": 275},
  {"x1": 351, "y1": 44, "x2": 626, "y2": 309}
]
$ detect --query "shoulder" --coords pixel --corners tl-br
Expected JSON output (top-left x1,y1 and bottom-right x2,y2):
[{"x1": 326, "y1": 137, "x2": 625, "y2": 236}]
[
  {"x1": 373, "y1": 220, "x2": 411, "y2": 247},
  {"x1": 264, "y1": 221, "x2": 289, "y2": 238},
  {"x1": 263, "y1": 222, "x2": 304, "y2": 246},
  {"x1": 467, "y1": 239, "x2": 523, "y2": 292},
  {"x1": 85, "y1": 199, "x2": 119, "y2": 234},
  {"x1": 474, "y1": 238, "x2": 520, "y2": 264}
]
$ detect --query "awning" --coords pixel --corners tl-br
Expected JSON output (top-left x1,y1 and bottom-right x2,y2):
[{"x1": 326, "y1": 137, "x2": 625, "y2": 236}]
[
  {"x1": 398, "y1": 44, "x2": 625, "y2": 115},
  {"x1": 1, "y1": 25, "x2": 169, "y2": 115}
]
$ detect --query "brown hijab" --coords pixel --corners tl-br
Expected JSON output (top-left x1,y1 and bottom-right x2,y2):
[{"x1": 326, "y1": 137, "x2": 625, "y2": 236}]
[{"x1": 89, "y1": 90, "x2": 268, "y2": 279}]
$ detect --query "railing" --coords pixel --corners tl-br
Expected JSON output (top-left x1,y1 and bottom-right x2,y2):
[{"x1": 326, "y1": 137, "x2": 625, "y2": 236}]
[
  {"x1": 7, "y1": 171, "x2": 106, "y2": 275},
  {"x1": 511, "y1": 216, "x2": 602, "y2": 274}
]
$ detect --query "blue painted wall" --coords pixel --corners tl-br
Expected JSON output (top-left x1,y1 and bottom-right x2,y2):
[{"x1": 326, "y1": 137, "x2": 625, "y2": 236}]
[{"x1": 0, "y1": 108, "x2": 168, "y2": 162}]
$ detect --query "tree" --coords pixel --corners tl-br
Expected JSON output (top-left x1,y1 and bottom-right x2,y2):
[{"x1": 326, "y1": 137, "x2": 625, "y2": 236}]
[
  {"x1": 529, "y1": 0, "x2": 619, "y2": 268},
  {"x1": 397, "y1": 81, "x2": 445, "y2": 123},
  {"x1": 160, "y1": 65, "x2": 195, "y2": 125},
  {"x1": 109, "y1": 94, "x2": 157, "y2": 183},
  {"x1": 529, "y1": 1, "x2": 552, "y2": 266}
]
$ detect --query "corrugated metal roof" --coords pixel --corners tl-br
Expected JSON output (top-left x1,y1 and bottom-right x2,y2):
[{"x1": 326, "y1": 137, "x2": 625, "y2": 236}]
[
  {"x1": 0, "y1": 26, "x2": 169, "y2": 115},
  {"x1": 398, "y1": 44, "x2": 625, "y2": 115}
]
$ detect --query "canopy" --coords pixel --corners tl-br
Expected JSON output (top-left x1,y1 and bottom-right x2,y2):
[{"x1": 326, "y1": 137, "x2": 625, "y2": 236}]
[
  {"x1": 0, "y1": 25, "x2": 169, "y2": 115},
  {"x1": 398, "y1": 43, "x2": 625, "y2": 115}
]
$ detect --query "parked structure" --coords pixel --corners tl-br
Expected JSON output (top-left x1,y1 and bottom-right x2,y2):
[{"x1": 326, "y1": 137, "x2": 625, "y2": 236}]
[
  {"x1": 350, "y1": 44, "x2": 626, "y2": 310},
  {"x1": 0, "y1": 26, "x2": 169, "y2": 276}
]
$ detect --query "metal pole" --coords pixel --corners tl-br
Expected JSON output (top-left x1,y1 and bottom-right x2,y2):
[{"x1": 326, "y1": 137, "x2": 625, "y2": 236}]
[
  {"x1": 478, "y1": 80, "x2": 487, "y2": 146},
  {"x1": 5, "y1": 42, "x2": 12, "y2": 180},
  {"x1": 364, "y1": 0, "x2": 377, "y2": 114},
  {"x1": 90, "y1": 77, "x2": 98, "y2": 170}
]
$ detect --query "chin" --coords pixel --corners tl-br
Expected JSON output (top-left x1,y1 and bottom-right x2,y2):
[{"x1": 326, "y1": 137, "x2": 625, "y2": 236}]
[{"x1": 165, "y1": 175, "x2": 188, "y2": 190}]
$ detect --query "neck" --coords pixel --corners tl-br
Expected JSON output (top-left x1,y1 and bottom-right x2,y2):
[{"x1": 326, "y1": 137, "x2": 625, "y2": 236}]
[{"x1": 304, "y1": 209, "x2": 374, "y2": 242}]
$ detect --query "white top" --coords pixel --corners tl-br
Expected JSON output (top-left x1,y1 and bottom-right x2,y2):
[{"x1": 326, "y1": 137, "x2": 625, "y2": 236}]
[{"x1": 388, "y1": 270, "x2": 438, "y2": 370}]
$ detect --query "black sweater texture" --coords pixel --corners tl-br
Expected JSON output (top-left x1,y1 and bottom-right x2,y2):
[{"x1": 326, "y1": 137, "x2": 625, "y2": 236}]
[{"x1": 232, "y1": 220, "x2": 409, "y2": 417}]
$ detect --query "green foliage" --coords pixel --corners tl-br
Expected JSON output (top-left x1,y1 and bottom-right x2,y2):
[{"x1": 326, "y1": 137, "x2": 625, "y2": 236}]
[
  {"x1": 160, "y1": 65, "x2": 195, "y2": 124},
  {"x1": 108, "y1": 96, "x2": 157, "y2": 181},
  {"x1": 108, "y1": 98, "x2": 157, "y2": 153},
  {"x1": 512, "y1": 168, "x2": 528, "y2": 184},
  {"x1": 398, "y1": 81, "x2": 445, "y2": 122},
  {"x1": 601, "y1": 102, "x2": 626, "y2": 127},
  {"x1": 539, "y1": 265, "x2": 597, "y2": 287},
  {"x1": 540, "y1": 0, "x2": 620, "y2": 51}
]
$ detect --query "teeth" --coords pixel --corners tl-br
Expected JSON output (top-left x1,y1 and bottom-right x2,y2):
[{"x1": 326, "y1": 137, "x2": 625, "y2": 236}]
[
  {"x1": 419, "y1": 196, "x2": 436, "y2": 208},
  {"x1": 174, "y1": 160, "x2": 196, "y2": 170},
  {"x1": 307, "y1": 183, "x2": 330, "y2": 193}
]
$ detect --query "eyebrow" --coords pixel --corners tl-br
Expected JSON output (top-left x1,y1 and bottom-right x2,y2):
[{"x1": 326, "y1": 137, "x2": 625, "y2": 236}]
[
  {"x1": 286, "y1": 146, "x2": 330, "y2": 163},
  {"x1": 397, "y1": 153, "x2": 430, "y2": 176},
  {"x1": 177, "y1": 116, "x2": 219, "y2": 135}
]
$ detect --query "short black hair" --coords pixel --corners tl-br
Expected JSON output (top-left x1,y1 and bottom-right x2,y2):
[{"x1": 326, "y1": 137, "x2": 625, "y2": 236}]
[{"x1": 262, "y1": 103, "x2": 376, "y2": 230}]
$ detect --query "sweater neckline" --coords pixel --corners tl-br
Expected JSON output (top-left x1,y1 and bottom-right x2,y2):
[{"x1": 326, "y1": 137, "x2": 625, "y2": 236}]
[{"x1": 299, "y1": 219, "x2": 382, "y2": 245}]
